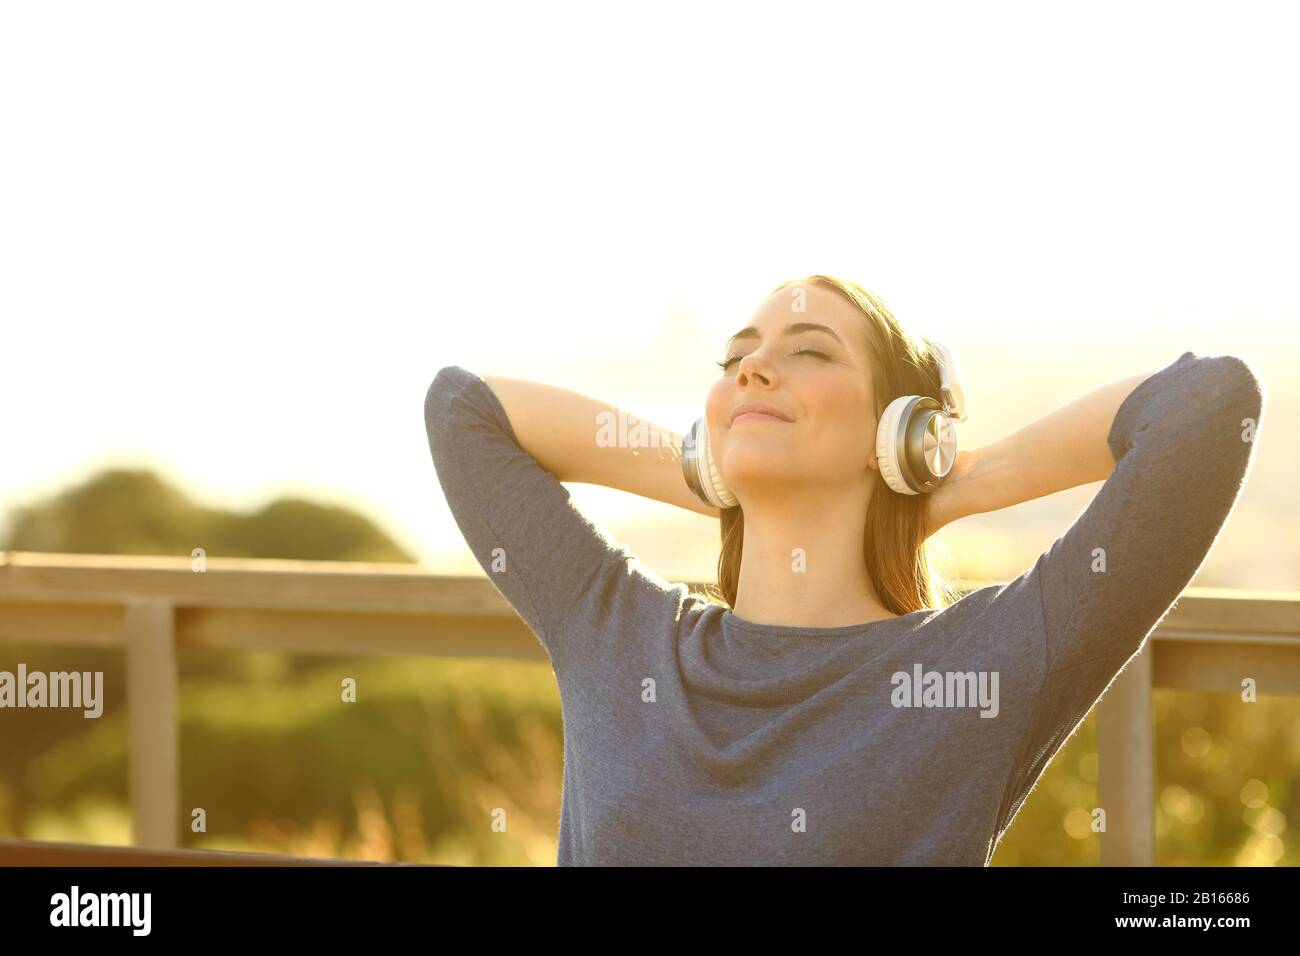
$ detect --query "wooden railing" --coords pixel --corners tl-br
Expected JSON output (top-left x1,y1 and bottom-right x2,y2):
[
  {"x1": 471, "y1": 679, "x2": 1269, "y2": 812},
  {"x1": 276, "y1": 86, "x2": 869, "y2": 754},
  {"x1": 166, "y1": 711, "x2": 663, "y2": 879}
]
[{"x1": 2, "y1": 551, "x2": 1298, "y2": 865}]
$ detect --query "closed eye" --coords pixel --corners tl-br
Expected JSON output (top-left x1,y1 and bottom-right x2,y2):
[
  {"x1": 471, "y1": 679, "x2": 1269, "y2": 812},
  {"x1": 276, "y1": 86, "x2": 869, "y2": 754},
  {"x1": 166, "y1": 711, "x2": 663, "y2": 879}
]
[{"x1": 715, "y1": 347, "x2": 831, "y2": 372}]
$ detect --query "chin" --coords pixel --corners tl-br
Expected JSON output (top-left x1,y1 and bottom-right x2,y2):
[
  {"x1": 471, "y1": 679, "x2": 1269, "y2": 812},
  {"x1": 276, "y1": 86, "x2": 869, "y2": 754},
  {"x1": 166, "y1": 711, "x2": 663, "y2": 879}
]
[{"x1": 720, "y1": 450, "x2": 799, "y2": 483}]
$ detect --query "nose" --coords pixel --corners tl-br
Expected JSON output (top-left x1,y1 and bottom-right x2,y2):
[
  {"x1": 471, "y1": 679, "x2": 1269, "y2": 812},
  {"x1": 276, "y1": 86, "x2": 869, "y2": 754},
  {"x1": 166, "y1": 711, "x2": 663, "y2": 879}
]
[{"x1": 735, "y1": 349, "x2": 775, "y2": 386}]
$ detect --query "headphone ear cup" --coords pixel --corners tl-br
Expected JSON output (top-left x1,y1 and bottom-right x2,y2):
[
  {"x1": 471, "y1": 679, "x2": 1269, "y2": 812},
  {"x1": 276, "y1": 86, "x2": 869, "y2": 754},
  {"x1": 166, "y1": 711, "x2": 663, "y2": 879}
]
[
  {"x1": 877, "y1": 396, "x2": 959, "y2": 495},
  {"x1": 876, "y1": 395, "x2": 920, "y2": 495},
  {"x1": 876, "y1": 396, "x2": 917, "y2": 495},
  {"x1": 701, "y1": 427, "x2": 737, "y2": 508},
  {"x1": 683, "y1": 417, "x2": 738, "y2": 509}
]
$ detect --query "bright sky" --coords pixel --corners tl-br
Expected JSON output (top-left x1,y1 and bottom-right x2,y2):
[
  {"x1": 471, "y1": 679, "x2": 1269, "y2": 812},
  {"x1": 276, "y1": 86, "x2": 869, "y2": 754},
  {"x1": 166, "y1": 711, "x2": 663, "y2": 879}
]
[{"x1": 2, "y1": 1, "x2": 1297, "y2": 587}]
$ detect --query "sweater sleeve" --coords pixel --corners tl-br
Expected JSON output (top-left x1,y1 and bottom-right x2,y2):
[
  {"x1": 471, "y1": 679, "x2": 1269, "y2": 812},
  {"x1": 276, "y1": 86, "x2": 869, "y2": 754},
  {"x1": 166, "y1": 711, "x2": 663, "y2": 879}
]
[
  {"x1": 1035, "y1": 350, "x2": 1264, "y2": 675},
  {"x1": 995, "y1": 350, "x2": 1265, "y2": 835},
  {"x1": 423, "y1": 365, "x2": 632, "y2": 669}
]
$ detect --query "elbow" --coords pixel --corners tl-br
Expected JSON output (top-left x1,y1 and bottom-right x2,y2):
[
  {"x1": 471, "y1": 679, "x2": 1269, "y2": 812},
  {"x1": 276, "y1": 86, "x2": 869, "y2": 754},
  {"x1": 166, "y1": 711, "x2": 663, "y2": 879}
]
[
  {"x1": 1215, "y1": 354, "x2": 1265, "y2": 421},
  {"x1": 1199, "y1": 354, "x2": 1265, "y2": 460},
  {"x1": 425, "y1": 365, "x2": 469, "y2": 440}
]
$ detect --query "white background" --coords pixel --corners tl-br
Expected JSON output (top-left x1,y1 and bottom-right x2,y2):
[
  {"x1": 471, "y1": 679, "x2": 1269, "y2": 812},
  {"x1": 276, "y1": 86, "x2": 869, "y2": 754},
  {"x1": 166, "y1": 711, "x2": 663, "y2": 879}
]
[{"x1": 2, "y1": 1, "x2": 1296, "y2": 585}]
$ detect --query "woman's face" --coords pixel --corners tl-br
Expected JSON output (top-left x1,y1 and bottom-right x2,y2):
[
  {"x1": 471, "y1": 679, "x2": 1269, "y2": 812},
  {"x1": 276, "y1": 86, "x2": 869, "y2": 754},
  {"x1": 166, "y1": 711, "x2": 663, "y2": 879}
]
[{"x1": 706, "y1": 284, "x2": 881, "y2": 503}]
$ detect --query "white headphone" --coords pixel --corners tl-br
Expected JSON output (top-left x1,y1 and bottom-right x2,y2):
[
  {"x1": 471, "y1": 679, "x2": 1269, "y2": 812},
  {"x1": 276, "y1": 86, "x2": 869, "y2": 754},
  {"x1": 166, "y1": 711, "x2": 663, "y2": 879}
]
[{"x1": 681, "y1": 338, "x2": 968, "y2": 508}]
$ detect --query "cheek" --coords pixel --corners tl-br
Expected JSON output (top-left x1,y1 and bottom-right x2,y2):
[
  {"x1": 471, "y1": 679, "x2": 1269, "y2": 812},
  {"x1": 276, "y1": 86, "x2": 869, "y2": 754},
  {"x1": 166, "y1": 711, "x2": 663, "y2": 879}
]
[
  {"x1": 810, "y1": 391, "x2": 876, "y2": 457},
  {"x1": 705, "y1": 383, "x2": 730, "y2": 433}
]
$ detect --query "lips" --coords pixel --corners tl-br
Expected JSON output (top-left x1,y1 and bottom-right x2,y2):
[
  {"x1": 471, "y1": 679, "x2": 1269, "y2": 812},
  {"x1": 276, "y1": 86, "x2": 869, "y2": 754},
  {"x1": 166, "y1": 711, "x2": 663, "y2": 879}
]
[{"x1": 729, "y1": 403, "x2": 794, "y2": 426}]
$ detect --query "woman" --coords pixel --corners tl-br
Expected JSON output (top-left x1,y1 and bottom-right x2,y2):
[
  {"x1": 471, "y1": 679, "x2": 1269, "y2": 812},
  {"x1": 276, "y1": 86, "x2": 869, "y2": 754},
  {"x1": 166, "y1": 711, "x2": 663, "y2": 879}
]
[{"x1": 423, "y1": 274, "x2": 1264, "y2": 866}]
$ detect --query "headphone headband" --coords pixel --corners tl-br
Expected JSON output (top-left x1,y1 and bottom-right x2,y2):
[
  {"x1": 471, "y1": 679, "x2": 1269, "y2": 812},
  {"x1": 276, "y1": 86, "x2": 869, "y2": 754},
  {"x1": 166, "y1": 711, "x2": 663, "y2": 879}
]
[{"x1": 929, "y1": 339, "x2": 968, "y2": 423}]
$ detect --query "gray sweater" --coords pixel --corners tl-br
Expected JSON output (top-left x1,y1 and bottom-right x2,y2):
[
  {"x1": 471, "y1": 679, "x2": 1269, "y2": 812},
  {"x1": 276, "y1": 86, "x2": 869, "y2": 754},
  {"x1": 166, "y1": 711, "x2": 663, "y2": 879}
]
[{"x1": 423, "y1": 351, "x2": 1264, "y2": 865}]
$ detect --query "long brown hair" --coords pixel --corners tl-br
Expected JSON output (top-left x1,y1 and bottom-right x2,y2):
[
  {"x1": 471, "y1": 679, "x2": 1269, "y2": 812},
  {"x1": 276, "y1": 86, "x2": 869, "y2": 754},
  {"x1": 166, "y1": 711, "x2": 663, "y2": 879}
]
[{"x1": 699, "y1": 274, "x2": 962, "y2": 615}]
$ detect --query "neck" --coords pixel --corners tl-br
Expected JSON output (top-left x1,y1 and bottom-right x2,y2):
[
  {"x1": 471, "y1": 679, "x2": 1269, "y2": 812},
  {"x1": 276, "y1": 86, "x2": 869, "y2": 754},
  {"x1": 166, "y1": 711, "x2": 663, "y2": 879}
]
[{"x1": 729, "y1": 480, "x2": 896, "y2": 628}]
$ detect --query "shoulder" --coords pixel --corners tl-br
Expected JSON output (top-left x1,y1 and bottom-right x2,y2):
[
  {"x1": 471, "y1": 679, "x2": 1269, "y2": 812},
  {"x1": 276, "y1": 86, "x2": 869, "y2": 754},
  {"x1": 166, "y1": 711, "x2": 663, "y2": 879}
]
[
  {"x1": 928, "y1": 573, "x2": 1049, "y2": 678},
  {"x1": 567, "y1": 546, "x2": 707, "y2": 638}
]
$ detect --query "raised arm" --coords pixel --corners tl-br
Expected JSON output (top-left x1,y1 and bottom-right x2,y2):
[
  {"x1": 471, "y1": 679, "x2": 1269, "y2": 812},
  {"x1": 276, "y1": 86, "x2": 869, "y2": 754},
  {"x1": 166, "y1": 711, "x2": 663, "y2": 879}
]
[
  {"x1": 480, "y1": 374, "x2": 721, "y2": 519},
  {"x1": 932, "y1": 350, "x2": 1264, "y2": 675},
  {"x1": 424, "y1": 366, "x2": 715, "y2": 670},
  {"x1": 927, "y1": 367, "x2": 1160, "y2": 538},
  {"x1": 961, "y1": 351, "x2": 1265, "y2": 838}
]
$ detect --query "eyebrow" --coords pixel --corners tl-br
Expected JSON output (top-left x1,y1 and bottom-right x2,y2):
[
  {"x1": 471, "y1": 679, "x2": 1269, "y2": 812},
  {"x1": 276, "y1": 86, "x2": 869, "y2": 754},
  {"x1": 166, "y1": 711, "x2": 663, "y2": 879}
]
[{"x1": 725, "y1": 322, "x2": 845, "y2": 349}]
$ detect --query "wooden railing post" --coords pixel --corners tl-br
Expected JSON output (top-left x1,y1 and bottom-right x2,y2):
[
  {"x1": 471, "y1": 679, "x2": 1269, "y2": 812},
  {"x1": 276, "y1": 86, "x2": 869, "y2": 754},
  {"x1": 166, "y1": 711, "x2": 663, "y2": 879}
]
[
  {"x1": 124, "y1": 599, "x2": 178, "y2": 849},
  {"x1": 1096, "y1": 642, "x2": 1155, "y2": 865}
]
